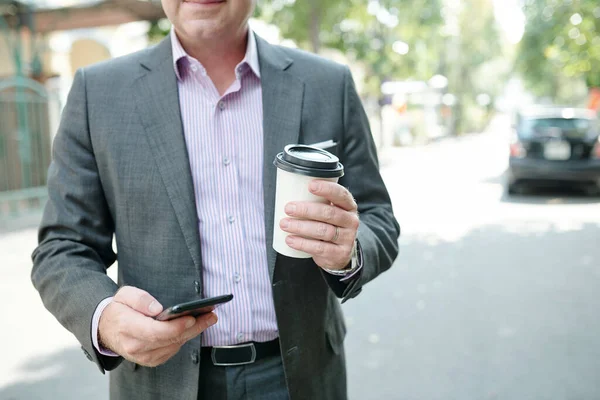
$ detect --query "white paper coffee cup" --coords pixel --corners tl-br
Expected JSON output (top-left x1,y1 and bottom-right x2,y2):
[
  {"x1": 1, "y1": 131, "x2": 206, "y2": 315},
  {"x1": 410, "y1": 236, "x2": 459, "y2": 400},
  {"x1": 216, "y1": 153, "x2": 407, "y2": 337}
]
[{"x1": 273, "y1": 145, "x2": 344, "y2": 258}]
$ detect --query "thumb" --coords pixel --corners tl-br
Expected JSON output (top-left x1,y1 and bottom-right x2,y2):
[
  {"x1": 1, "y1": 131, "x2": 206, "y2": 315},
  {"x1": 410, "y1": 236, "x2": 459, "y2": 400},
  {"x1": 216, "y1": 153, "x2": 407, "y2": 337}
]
[{"x1": 113, "y1": 286, "x2": 163, "y2": 317}]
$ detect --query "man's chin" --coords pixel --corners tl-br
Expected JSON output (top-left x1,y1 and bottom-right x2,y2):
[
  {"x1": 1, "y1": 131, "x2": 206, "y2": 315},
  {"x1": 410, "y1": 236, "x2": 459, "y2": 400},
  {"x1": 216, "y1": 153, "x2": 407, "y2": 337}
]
[{"x1": 178, "y1": 20, "x2": 226, "y2": 40}]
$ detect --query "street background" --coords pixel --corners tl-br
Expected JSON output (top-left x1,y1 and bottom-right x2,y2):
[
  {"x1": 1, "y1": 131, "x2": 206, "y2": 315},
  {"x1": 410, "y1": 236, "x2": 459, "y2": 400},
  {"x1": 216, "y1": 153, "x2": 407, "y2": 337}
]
[
  {"x1": 2, "y1": 115, "x2": 600, "y2": 399},
  {"x1": 2, "y1": 0, "x2": 600, "y2": 399}
]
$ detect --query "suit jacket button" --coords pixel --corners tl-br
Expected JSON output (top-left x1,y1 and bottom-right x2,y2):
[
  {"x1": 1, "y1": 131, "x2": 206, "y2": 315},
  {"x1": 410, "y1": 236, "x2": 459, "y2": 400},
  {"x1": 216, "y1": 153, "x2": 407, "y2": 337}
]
[
  {"x1": 191, "y1": 350, "x2": 199, "y2": 364},
  {"x1": 194, "y1": 281, "x2": 201, "y2": 294}
]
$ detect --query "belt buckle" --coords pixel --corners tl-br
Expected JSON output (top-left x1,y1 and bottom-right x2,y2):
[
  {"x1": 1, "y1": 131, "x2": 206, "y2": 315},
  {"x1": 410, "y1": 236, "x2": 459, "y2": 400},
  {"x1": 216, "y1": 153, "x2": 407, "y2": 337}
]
[{"x1": 211, "y1": 343, "x2": 256, "y2": 367}]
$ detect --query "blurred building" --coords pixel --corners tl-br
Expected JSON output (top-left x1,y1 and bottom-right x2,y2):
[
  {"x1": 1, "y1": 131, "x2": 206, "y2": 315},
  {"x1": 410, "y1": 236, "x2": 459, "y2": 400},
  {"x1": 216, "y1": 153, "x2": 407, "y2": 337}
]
[
  {"x1": 0, "y1": 0, "x2": 163, "y2": 219},
  {"x1": 0, "y1": 1, "x2": 374, "y2": 221}
]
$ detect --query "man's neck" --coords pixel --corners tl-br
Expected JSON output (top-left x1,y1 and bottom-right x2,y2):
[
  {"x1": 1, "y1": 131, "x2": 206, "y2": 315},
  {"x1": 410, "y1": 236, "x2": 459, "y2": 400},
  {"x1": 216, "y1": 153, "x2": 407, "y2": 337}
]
[{"x1": 175, "y1": 28, "x2": 249, "y2": 95}]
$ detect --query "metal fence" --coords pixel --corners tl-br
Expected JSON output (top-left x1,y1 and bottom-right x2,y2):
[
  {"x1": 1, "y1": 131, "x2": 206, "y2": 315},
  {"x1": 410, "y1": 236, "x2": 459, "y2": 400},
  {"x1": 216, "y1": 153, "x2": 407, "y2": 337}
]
[{"x1": 0, "y1": 76, "x2": 60, "y2": 221}]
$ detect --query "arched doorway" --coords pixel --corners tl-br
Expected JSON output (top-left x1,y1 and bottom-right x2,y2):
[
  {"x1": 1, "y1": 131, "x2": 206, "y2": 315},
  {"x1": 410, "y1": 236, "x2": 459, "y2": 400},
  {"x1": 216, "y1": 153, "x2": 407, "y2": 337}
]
[{"x1": 69, "y1": 38, "x2": 111, "y2": 73}]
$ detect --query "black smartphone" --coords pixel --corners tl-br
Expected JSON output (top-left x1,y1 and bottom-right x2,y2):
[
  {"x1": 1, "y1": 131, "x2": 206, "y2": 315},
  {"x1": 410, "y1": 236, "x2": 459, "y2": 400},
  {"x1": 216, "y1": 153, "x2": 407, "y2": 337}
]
[{"x1": 155, "y1": 294, "x2": 233, "y2": 321}]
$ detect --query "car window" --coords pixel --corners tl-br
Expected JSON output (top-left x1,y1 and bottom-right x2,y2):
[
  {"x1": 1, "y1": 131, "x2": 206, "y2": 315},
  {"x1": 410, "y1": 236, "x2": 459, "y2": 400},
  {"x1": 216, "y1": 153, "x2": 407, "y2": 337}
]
[{"x1": 519, "y1": 118, "x2": 596, "y2": 138}]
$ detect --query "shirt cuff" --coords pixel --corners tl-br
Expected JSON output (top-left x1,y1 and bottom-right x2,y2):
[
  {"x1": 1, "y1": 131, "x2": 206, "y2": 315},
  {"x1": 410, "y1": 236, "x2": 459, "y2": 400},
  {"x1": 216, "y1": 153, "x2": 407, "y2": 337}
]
[
  {"x1": 92, "y1": 297, "x2": 119, "y2": 357},
  {"x1": 323, "y1": 239, "x2": 363, "y2": 282}
]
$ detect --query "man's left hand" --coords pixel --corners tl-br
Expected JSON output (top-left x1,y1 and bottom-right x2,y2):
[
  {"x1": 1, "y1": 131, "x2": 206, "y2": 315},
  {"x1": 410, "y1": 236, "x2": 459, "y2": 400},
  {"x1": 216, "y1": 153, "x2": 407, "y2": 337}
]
[{"x1": 280, "y1": 180, "x2": 359, "y2": 271}]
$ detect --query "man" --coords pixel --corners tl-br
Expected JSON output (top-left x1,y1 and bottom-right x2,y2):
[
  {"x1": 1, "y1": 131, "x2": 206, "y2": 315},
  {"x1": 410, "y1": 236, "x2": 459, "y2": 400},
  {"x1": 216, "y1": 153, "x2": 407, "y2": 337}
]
[{"x1": 31, "y1": 0, "x2": 400, "y2": 399}]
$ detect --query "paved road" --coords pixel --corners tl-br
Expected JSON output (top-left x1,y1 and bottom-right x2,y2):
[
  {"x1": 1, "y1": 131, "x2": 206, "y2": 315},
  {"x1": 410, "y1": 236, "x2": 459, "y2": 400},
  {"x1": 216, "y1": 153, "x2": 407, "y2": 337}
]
[
  {"x1": 1, "y1": 115, "x2": 599, "y2": 399},
  {"x1": 345, "y1": 115, "x2": 600, "y2": 399}
]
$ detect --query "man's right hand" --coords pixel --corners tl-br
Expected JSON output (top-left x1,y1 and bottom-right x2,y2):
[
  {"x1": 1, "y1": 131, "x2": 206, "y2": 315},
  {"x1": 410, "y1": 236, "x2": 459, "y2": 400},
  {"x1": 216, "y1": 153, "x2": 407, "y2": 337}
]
[{"x1": 98, "y1": 286, "x2": 217, "y2": 367}]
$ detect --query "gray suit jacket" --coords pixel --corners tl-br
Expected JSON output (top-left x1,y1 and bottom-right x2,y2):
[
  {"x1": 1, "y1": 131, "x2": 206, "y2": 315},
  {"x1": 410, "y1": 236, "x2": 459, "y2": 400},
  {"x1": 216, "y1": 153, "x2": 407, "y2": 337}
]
[{"x1": 31, "y1": 35, "x2": 400, "y2": 400}]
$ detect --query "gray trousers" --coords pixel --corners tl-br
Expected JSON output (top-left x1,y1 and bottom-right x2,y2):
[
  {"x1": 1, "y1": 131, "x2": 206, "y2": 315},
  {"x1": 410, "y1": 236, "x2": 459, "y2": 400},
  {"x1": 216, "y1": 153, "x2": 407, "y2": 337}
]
[{"x1": 198, "y1": 354, "x2": 290, "y2": 400}]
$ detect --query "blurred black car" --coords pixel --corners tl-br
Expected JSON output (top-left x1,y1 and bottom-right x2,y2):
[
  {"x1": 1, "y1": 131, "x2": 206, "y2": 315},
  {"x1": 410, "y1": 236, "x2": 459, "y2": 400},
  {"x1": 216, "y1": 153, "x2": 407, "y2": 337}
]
[{"x1": 507, "y1": 107, "x2": 600, "y2": 195}]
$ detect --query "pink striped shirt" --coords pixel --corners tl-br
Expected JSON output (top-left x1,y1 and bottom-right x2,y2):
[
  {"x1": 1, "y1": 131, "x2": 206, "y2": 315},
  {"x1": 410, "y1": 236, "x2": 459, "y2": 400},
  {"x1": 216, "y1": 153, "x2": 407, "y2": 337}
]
[
  {"x1": 172, "y1": 29, "x2": 278, "y2": 346},
  {"x1": 92, "y1": 29, "x2": 277, "y2": 354}
]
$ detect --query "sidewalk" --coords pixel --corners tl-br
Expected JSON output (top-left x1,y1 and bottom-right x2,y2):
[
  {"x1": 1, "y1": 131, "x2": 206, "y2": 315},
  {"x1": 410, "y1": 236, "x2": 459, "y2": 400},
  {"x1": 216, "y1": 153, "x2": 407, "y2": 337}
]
[
  {"x1": 1, "y1": 210, "x2": 44, "y2": 235},
  {"x1": 0, "y1": 228, "x2": 109, "y2": 400}
]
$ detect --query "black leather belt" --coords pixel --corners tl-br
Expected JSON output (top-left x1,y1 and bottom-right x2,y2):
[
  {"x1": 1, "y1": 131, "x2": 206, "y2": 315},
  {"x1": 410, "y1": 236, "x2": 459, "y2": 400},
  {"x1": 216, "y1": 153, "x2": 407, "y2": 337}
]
[{"x1": 201, "y1": 338, "x2": 280, "y2": 367}]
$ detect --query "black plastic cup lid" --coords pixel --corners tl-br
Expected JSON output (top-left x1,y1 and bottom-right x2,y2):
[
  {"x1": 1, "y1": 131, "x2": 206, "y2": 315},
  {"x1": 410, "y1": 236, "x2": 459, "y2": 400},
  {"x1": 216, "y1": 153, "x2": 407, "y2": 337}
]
[{"x1": 274, "y1": 144, "x2": 344, "y2": 178}]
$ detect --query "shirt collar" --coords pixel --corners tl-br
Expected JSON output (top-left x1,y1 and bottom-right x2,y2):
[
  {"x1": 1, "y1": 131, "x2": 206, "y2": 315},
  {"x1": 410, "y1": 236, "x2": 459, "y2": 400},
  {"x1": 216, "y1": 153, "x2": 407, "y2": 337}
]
[{"x1": 171, "y1": 28, "x2": 261, "y2": 81}]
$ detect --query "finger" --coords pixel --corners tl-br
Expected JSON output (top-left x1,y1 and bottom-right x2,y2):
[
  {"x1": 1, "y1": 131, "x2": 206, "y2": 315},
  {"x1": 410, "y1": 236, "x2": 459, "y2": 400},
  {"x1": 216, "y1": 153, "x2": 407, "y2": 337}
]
[
  {"x1": 103, "y1": 301, "x2": 187, "y2": 352},
  {"x1": 146, "y1": 312, "x2": 218, "y2": 346},
  {"x1": 124, "y1": 310, "x2": 216, "y2": 353},
  {"x1": 112, "y1": 305, "x2": 170, "y2": 355},
  {"x1": 285, "y1": 202, "x2": 360, "y2": 230},
  {"x1": 280, "y1": 218, "x2": 353, "y2": 244},
  {"x1": 285, "y1": 235, "x2": 350, "y2": 263},
  {"x1": 114, "y1": 286, "x2": 163, "y2": 317},
  {"x1": 114, "y1": 302, "x2": 169, "y2": 348},
  {"x1": 102, "y1": 302, "x2": 194, "y2": 357},
  {"x1": 171, "y1": 312, "x2": 218, "y2": 345},
  {"x1": 308, "y1": 180, "x2": 357, "y2": 212}
]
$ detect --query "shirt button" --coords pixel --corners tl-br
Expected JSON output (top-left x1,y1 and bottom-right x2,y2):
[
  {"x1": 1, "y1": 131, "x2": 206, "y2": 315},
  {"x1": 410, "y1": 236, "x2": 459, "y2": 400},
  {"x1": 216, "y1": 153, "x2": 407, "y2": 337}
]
[
  {"x1": 234, "y1": 273, "x2": 241, "y2": 283},
  {"x1": 218, "y1": 101, "x2": 226, "y2": 110},
  {"x1": 190, "y1": 65, "x2": 198, "y2": 72},
  {"x1": 228, "y1": 216, "x2": 235, "y2": 224},
  {"x1": 237, "y1": 333, "x2": 244, "y2": 342},
  {"x1": 223, "y1": 157, "x2": 231, "y2": 166},
  {"x1": 194, "y1": 280, "x2": 201, "y2": 294},
  {"x1": 190, "y1": 350, "x2": 199, "y2": 364}
]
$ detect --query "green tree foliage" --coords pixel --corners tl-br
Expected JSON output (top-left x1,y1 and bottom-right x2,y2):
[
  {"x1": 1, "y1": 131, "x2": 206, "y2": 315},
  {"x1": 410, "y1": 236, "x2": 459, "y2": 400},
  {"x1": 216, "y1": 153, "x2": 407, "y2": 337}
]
[
  {"x1": 257, "y1": 0, "x2": 503, "y2": 134},
  {"x1": 148, "y1": 1, "x2": 504, "y2": 134},
  {"x1": 444, "y1": 0, "x2": 503, "y2": 133},
  {"x1": 255, "y1": 0, "x2": 444, "y2": 95},
  {"x1": 518, "y1": 0, "x2": 600, "y2": 99},
  {"x1": 147, "y1": 18, "x2": 171, "y2": 43}
]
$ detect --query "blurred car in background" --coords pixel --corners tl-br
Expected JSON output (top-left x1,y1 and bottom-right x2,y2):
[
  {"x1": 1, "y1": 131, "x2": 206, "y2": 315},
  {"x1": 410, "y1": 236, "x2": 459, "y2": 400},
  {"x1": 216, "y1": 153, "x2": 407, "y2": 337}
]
[{"x1": 507, "y1": 107, "x2": 600, "y2": 195}]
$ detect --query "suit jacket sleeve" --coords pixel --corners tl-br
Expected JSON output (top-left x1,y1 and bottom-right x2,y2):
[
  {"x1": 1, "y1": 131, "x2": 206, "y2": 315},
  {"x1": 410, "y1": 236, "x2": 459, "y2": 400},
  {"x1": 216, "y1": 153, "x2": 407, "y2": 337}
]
[
  {"x1": 30, "y1": 68, "x2": 122, "y2": 373},
  {"x1": 322, "y1": 66, "x2": 401, "y2": 302}
]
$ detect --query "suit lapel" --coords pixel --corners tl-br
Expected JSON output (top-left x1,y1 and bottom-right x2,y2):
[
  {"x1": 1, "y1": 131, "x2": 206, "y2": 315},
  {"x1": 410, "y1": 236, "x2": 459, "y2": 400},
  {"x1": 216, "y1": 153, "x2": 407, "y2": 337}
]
[
  {"x1": 256, "y1": 37, "x2": 305, "y2": 281},
  {"x1": 132, "y1": 37, "x2": 203, "y2": 273},
  {"x1": 130, "y1": 35, "x2": 303, "y2": 282}
]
